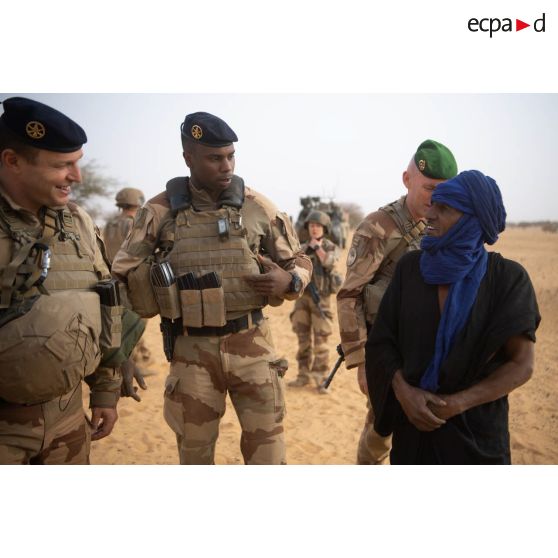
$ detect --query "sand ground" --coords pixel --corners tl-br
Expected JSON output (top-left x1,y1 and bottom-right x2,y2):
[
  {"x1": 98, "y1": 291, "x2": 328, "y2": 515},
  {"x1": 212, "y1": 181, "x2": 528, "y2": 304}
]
[{"x1": 87, "y1": 227, "x2": 558, "y2": 464}]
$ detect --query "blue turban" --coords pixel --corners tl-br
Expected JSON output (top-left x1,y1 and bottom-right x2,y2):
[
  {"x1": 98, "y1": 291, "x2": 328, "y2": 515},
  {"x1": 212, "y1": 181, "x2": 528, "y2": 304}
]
[{"x1": 419, "y1": 170, "x2": 506, "y2": 392}]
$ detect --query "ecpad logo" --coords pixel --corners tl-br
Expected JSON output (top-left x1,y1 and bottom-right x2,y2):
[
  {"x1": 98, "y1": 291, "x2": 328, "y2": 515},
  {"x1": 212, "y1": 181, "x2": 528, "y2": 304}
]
[{"x1": 468, "y1": 13, "x2": 546, "y2": 37}]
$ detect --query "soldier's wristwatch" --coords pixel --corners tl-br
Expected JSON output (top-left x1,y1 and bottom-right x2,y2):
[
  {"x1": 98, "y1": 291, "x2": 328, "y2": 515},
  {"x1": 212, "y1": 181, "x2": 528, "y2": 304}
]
[{"x1": 287, "y1": 272, "x2": 303, "y2": 294}]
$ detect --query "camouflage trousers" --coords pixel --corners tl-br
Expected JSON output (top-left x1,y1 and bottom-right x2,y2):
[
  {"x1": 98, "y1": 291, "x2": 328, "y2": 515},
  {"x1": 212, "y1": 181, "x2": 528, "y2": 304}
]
[
  {"x1": 163, "y1": 317, "x2": 286, "y2": 465},
  {"x1": 357, "y1": 399, "x2": 391, "y2": 465},
  {"x1": 289, "y1": 292, "x2": 333, "y2": 384},
  {"x1": 0, "y1": 383, "x2": 90, "y2": 465}
]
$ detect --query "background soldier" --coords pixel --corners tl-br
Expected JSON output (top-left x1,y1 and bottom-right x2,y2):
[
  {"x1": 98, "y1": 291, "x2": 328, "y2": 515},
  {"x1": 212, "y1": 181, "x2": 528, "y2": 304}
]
[
  {"x1": 289, "y1": 210, "x2": 341, "y2": 393},
  {"x1": 0, "y1": 97, "x2": 120, "y2": 464},
  {"x1": 103, "y1": 187, "x2": 145, "y2": 261},
  {"x1": 336, "y1": 139, "x2": 458, "y2": 464},
  {"x1": 112, "y1": 111, "x2": 312, "y2": 464},
  {"x1": 103, "y1": 187, "x2": 154, "y2": 401}
]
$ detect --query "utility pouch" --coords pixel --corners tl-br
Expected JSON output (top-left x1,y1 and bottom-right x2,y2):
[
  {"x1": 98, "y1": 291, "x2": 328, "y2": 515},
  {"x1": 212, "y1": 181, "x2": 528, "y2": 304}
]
[
  {"x1": 95, "y1": 279, "x2": 123, "y2": 352},
  {"x1": 153, "y1": 284, "x2": 182, "y2": 320},
  {"x1": 128, "y1": 260, "x2": 159, "y2": 318},
  {"x1": 198, "y1": 271, "x2": 226, "y2": 327},
  {"x1": 201, "y1": 287, "x2": 227, "y2": 327},
  {"x1": 101, "y1": 308, "x2": 146, "y2": 368},
  {"x1": 176, "y1": 271, "x2": 202, "y2": 329},
  {"x1": 0, "y1": 290, "x2": 101, "y2": 404},
  {"x1": 179, "y1": 289, "x2": 203, "y2": 329},
  {"x1": 99, "y1": 304, "x2": 123, "y2": 351}
]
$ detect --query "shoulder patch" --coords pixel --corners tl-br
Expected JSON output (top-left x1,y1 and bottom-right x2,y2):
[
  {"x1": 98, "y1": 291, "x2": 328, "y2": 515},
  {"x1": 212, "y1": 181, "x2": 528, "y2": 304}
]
[{"x1": 347, "y1": 246, "x2": 357, "y2": 267}]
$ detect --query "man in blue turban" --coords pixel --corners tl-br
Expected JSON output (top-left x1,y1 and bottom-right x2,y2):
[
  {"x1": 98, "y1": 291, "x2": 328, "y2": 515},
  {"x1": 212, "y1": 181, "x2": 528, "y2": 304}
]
[{"x1": 365, "y1": 170, "x2": 540, "y2": 464}]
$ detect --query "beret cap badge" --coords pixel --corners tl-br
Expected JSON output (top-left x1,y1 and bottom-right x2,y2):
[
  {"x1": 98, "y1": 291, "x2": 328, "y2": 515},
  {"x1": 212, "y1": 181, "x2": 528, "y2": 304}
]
[
  {"x1": 191, "y1": 125, "x2": 203, "y2": 140},
  {"x1": 26, "y1": 121, "x2": 46, "y2": 139},
  {"x1": 418, "y1": 159, "x2": 426, "y2": 172}
]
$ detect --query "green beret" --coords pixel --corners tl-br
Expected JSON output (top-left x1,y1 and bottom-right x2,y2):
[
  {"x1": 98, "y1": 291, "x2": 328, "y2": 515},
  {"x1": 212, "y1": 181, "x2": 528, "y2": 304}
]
[{"x1": 414, "y1": 139, "x2": 457, "y2": 180}]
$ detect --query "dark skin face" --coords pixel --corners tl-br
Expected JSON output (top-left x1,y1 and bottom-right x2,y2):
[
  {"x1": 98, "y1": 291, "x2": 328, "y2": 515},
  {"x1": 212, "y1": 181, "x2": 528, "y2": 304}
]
[
  {"x1": 424, "y1": 201, "x2": 464, "y2": 238},
  {"x1": 183, "y1": 143, "x2": 235, "y2": 200}
]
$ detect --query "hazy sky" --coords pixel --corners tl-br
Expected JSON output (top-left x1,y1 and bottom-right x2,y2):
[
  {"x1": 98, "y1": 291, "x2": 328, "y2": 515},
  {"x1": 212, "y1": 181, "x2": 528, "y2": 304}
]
[{"x1": 4, "y1": 93, "x2": 557, "y2": 223}]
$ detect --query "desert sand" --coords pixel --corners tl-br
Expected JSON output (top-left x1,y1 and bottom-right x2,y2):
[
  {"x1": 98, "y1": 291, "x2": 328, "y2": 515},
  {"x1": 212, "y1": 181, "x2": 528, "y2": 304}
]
[{"x1": 88, "y1": 227, "x2": 558, "y2": 465}]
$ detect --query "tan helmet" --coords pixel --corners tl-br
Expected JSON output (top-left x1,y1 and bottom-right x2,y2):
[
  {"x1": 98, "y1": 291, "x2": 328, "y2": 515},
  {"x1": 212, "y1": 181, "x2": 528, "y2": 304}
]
[
  {"x1": 115, "y1": 187, "x2": 145, "y2": 208},
  {"x1": 304, "y1": 210, "x2": 331, "y2": 234}
]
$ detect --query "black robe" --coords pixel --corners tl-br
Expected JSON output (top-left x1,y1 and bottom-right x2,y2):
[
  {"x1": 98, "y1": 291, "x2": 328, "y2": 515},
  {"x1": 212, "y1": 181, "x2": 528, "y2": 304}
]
[{"x1": 365, "y1": 251, "x2": 541, "y2": 465}]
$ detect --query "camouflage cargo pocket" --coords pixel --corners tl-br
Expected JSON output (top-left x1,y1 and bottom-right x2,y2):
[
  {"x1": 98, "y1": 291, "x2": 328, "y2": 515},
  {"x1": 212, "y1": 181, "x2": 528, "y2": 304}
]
[
  {"x1": 269, "y1": 358, "x2": 288, "y2": 420},
  {"x1": 163, "y1": 375, "x2": 184, "y2": 437}
]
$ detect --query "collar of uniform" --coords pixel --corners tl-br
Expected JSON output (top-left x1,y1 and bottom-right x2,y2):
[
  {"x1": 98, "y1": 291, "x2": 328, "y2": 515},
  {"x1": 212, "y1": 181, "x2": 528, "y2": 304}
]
[
  {"x1": 0, "y1": 183, "x2": 43, "y2": 227},
  {"x1": 189, "y1": 181, "x2": 220, "y2": 211},
  {"x1": 400, "y1": 195, "x2": 415, "y2": 223}
]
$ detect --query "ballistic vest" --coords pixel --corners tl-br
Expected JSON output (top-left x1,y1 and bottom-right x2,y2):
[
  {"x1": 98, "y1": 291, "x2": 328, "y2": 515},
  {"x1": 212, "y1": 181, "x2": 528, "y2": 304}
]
[
  {"x1": 0, "y1": 196, "x2": 103, "y2": 403},
  {"x1": 165, "y1": 176, "x2": 266, "y2": 317},
  {"x1": 0, "y1": 199, "x2": 100, "y2": 306}
]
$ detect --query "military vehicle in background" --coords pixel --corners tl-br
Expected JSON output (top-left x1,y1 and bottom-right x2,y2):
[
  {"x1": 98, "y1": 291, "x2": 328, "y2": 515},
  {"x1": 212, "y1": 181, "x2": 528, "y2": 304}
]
[{"x1": 295, "y1": 196, "x2": 350, "y2": 249}]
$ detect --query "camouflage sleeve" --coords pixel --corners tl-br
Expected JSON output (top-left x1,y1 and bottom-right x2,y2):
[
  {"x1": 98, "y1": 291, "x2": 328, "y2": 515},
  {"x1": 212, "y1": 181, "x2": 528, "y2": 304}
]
[
  {"x1": 261, "y1": 210, "x2": 313, "y2": 301},
  {"x1": 111, "y1": 201, "x2": 166, "y2": 282},
  {"x1": 336, "y1": 217, "x2": 388, "y2": 369},
  {"x1": 85, "y1": 366, "x2": 121, "y2": 408}
]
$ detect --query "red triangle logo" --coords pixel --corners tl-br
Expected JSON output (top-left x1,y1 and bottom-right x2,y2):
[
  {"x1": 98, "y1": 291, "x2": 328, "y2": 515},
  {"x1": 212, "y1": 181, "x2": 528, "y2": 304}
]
[{"x1": 516, "y1": 19, "x2": 530, "y2": 31}]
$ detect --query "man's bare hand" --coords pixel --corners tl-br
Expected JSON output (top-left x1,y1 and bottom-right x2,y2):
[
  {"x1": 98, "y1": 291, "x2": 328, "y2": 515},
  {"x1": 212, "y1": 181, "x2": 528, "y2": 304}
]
[
  {"x1": 90, "y1": 407, "x2": 118, "y2": 441},
  {"x1": 392, "y1": 371, "x2": 447, "y2": 431},
  {"x1": 429, "y1": 393, "x2": 464, "y2": 421},
  {"x1": 120, "y1": 358, "x2": 148, "y2": 402},
  {"x1": 243, "y1": 255, "x2": 292, "y2": 297}
]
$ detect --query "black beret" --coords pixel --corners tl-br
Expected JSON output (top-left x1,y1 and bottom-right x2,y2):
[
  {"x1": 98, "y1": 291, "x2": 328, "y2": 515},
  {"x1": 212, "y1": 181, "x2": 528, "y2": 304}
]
[
  {"x1": 180, "y1": 111, "x2": 238, "y2": 147},
  {"x1": 0, "y1": 96, "x2": 87, "y2": 153}
]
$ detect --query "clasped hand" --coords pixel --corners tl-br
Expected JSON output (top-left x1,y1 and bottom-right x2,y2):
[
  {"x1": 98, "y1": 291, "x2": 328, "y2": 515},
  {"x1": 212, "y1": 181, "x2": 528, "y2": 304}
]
[{"x1": 243, "y1": 255, "x2": 292, "y2": 296}]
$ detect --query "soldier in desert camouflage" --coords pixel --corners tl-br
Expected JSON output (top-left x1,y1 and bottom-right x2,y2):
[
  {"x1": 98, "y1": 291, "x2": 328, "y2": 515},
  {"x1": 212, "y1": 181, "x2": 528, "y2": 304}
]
[
  {"x1": 0, "y1": 97, "x2": 120, "y2": 464},
  {"x1": 112, "y1": 111, "x2": 312, "y2": 464},
  {"x1": 336, "y1": 139, "x2": 458, "y2": 464},
  {"x1": 289, "y1": 210, "x2": 341, "y2": 393}
]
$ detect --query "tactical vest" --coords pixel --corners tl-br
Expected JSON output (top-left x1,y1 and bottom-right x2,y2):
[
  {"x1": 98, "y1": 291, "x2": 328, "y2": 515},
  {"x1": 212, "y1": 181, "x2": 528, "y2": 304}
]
[
  {"x1": 0, "y1": 198, "x2": 103, "y2": 404},
  {"x1": 363, "y1": 197, "x2": 425, "y2": 324},
  {"x1": 165, "y1": 177, "x2": 266, "y2": 318}
]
